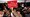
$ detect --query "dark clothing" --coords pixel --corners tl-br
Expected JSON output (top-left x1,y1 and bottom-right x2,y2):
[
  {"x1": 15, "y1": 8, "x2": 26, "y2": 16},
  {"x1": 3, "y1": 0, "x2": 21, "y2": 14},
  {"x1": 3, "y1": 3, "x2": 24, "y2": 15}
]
[
  {"x1": 3, "y1": 14, "x2": 8, "y2": 17},
  {"x1": 25, "y1": 13, "x2": 30, "y2": 17},
  {"x1": 3, "y1": 12, "x2": 8, "y2": 17}
]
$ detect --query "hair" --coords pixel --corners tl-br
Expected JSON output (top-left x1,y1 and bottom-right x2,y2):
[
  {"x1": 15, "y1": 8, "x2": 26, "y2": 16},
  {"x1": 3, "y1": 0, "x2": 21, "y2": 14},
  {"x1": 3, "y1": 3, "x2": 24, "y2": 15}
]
[
  {"x1": 0, "y1": 3, "x2": 4, "y2": 11},
  {"x1": 16, "y1": 8, "x2": 20, "y2": 11},
  {"x1": 13, "y1": 8, "x2": 17, "y2": 11}
]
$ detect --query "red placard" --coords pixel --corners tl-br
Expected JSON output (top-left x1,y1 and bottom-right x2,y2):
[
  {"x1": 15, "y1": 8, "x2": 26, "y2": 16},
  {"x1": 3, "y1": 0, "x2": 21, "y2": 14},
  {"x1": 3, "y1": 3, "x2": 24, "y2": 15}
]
[
  {"x1": 7, "y1": 1, "x2": 18, "y2": 8},
  {"x1": 9, "y1": 0, "x2": 17, "y2": 1}
]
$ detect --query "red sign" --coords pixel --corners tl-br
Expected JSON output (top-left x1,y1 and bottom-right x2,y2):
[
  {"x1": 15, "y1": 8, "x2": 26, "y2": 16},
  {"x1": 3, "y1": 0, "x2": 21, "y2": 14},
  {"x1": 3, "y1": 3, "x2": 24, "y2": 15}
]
[
  {"x1": 9, "y1": 0, "x2": 17, "y2": 1},
  {"x1": 7, "y1": 1, "x2": 18, "y2": 8}
]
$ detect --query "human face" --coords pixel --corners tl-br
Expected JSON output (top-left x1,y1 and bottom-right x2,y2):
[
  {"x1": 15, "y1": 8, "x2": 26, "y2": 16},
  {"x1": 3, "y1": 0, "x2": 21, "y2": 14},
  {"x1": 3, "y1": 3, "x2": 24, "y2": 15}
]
[
  {"x1": 0, "y1": 11, "x2": 4, "y2": 17},
  {"x1": 17, "y1": 11, "x2": 20, "y2": 15}
]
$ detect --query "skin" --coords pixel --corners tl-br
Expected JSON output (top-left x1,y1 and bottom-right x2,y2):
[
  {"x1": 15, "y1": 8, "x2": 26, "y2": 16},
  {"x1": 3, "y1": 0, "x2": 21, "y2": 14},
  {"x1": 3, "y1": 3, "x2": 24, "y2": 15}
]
[
  {"x1": 0, "y1": 11, "x2": 4, "y2": 17},
  {"x1": 17, "y1": 11, "x2": 22, "y2": 17}
]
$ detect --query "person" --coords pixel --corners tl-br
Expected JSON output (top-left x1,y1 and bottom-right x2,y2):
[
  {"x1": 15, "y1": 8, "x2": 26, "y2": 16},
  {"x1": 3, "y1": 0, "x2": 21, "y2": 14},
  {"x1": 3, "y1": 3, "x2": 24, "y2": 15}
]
[
  {"x1": 17, "y1": 10, "x2": 22, "y2": 17},
  {"x1": 24, "y1": 7, "x2": 30, "y2": 17},
  {"x1": 0, "y1": 3, "x2": 4, "y2": 17},
  {"x1": 11, "y1": 8, "x2": 22, "y2": 17},
  {"x1": 3, "y1": 4, "x2": 8, "y2": 17}
]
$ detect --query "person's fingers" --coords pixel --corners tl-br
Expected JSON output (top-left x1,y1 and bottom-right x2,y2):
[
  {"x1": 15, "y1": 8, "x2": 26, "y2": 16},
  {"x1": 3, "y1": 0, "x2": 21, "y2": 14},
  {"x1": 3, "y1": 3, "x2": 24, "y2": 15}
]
[{"x1": 10, "y1": 7, "x2": 13, "y2": 10}]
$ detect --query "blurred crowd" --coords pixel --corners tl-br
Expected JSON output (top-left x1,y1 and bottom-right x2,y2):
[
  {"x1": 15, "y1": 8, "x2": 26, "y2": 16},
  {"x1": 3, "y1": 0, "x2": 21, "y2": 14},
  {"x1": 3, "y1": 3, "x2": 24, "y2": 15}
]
[{"x1": 0, "y1": 3, "x2": 30, "y2": 17}]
